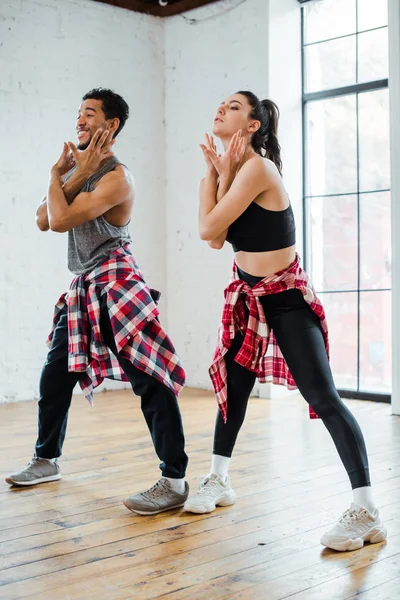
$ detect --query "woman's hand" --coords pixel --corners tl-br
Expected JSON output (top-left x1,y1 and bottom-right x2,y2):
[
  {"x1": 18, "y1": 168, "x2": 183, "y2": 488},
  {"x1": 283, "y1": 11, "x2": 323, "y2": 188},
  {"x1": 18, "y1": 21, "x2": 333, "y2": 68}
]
[
  {"x1": 200, "y1": 130, "x2": 245, "y2": 178},
  {"x1": 200, "y1": 134, "x2": 218, "y2": 176}
]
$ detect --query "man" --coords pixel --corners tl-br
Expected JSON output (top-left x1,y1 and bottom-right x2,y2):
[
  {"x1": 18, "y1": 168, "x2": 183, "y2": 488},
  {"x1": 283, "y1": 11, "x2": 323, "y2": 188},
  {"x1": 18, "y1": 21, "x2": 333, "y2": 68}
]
[{"x1": 6, "y1": 88, "x2": 189, "y2": 515}]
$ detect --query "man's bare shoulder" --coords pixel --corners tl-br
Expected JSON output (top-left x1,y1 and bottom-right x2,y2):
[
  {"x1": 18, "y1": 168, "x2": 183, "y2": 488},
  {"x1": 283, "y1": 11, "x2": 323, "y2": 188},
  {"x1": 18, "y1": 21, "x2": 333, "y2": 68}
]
[
  {"x1": 114, "y1": 164, "x2": 136, "y2": 197},
  {"x1": 94, "y1": 164, "x2": 135, "y2": 196},
  {"x1": 115, "y1": 164, "x2": 135, "y2": 187}
]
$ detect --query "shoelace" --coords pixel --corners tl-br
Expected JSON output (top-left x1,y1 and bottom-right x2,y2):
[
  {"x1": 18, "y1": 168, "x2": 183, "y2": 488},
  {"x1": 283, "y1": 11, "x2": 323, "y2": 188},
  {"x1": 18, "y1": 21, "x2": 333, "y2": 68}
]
[
  {"x1": 24, "y1": 456, "x2": 40, "y2": 469},
  {"x1": 141, "y1": 479, "x2": 170, "y2": 501},
  {"x1": 196, "y1": 476, "x2": 221, "y2": 496},
  {"x1": 339, "y1": 507, "x2": 367, "y2": 526},
  {"x1": 24, "y1": 456, "x2": 57, "y2": 470}
]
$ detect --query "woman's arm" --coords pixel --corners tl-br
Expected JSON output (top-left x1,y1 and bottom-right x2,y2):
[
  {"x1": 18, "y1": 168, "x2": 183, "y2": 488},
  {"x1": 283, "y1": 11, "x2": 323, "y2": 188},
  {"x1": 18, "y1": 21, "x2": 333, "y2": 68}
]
[
  {"x1": 199, "y1": 156, "x2": 268, "y2": 241},
  {"x1": 200, "y1": 131, "x2": 244, "y2": 249},
  {"x1": 206, "y1": 173, "x2": 236, "y2": 249}
]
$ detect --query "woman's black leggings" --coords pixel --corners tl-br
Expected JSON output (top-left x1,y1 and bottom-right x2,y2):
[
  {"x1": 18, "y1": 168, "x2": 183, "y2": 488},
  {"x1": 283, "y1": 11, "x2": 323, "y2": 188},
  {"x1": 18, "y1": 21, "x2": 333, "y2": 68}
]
[{"x1": 213, "y1": 270, "x2": 371, "y2": 489}]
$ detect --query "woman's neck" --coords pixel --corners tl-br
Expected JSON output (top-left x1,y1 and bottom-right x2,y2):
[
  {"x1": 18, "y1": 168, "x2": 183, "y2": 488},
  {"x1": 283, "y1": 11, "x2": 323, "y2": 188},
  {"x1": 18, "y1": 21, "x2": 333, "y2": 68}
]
[{"x1": 238, "y1": 146, "x2": 258, "y2": 170}]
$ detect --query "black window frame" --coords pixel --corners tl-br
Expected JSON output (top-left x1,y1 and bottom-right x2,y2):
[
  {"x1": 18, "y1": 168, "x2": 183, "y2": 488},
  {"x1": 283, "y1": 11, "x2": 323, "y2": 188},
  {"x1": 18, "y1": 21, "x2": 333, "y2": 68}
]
[{"x1": 300, "y1": 0, "x2": 390, "y2": 403}]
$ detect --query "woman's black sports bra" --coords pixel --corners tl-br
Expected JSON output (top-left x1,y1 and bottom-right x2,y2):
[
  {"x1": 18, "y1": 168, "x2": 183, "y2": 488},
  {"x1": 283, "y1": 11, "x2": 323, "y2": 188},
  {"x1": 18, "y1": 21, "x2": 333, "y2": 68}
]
[{"x1": 226, "y1": 202, "x2": 296, "y2": 253}]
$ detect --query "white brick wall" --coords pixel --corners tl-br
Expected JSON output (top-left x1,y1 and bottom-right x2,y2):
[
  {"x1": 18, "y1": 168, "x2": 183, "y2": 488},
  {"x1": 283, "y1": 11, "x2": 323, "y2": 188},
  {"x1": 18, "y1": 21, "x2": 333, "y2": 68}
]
[
  {"x1": 165, "y1": 0, "x2": 302, "y2": 391},
  {"x1": 0, "y1": 0, "x2": 165, "y2": 402},
  {"x1": 389, "y1": 0, "x2": 400, "y2": 414},
  {"x1": 164, "y1": 0, "x2": 270, "y2": 391},
  {"x1": 0, "y1": 0, "x2": 302, "y2": 403}
]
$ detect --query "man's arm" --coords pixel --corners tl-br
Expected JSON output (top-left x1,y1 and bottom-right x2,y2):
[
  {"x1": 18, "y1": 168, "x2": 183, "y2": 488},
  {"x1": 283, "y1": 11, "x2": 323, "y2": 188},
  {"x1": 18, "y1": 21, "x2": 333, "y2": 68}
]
[
  {"x1": 37, "y1": 130, "x2": 115, "y2": 232},
  {"x1": 47, "y1": 169, "x2": 131, "y2": 233},
  {"x1": 36, "y1": 170, "x2": 90, "y2": 231},
  {"x1": 36, "y1": 196, "x2": 49, "y2": 231}
]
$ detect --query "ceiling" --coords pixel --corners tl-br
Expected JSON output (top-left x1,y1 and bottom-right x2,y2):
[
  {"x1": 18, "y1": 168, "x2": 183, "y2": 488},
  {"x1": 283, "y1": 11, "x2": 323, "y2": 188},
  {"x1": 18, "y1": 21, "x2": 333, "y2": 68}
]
[{"x1": 91, "y1": 0, "x2": 223, "y2": 17}]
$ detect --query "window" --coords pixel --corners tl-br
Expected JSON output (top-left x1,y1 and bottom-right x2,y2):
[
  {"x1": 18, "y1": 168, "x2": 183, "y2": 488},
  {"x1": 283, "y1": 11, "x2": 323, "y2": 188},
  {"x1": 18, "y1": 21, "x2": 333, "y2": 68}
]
[{"x1": 301, "y1": 0, "x2": 391, "y2": 398}]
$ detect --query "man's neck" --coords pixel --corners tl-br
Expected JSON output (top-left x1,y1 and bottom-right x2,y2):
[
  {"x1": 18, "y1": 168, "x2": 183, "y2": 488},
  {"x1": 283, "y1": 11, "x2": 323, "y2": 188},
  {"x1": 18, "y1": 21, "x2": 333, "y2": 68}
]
[{"x1": 99, "y1": 152, "x2": 116, "y2": 170}]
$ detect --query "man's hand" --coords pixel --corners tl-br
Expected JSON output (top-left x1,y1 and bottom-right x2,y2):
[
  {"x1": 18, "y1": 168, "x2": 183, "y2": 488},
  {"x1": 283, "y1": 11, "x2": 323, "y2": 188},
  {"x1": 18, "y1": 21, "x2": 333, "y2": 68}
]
[
  {"x1": 67, "y1": 129, "x2": 115, "y2": 177},
  {"x1": 52, "y1": 143, "x2": 76, "y2": 177}
]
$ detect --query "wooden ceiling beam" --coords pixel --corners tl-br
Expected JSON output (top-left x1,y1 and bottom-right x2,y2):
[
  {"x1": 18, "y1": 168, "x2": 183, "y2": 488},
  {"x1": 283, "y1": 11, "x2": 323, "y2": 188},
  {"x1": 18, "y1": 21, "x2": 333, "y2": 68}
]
[
  {"x1": 91, "y1": 0, "x2": 222, "y2": 17},
  {"x1": 92, "y1": 0, "x2": 161, "y2": 15},
  {"x1": 160, "y1": 0, "x2": 221, "y2": 17}
]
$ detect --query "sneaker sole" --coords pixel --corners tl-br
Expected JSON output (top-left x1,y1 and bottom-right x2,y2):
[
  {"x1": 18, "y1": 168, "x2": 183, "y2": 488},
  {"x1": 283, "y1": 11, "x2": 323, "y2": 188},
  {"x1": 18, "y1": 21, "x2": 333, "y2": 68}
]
[
  {"x1": 321, "y1": 525, "x2": 387, "y2": 552},
  {"x1": 123, "y1": 500, "x2": 186, "y2": 516},
  {"x1": 5, "y1": 473, "x2": 62, "y2": 487},
  {"x1": 184, "y1": 492, "x2": 236, "y2": 514}
]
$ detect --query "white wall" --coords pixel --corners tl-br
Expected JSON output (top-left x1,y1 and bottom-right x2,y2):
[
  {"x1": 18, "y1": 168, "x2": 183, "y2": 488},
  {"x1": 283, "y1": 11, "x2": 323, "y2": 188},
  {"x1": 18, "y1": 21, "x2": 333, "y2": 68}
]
[
  {"x1": 165, "y1": 0, "x2": 302, "y2": 391},
  {"x1": 0, "y1": 0, "x2": 305, "y2": 403},
  {"x1": 388, "y1": 0, "x2": 400, "y2": 415},
  {"x1": 260, "y1": 0, "x2": 303, "y2": 399},
  {"x1": 0, "y1": 0, "x2": 165, "y2": 402},
  {"x1": 268, "y1": 0, "x2": 303, "y2": 249}
]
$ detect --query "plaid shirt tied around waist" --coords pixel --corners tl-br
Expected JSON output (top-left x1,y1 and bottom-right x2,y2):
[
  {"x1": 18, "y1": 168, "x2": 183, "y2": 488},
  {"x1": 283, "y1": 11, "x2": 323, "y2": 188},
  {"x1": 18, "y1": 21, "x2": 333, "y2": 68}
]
[
  {"x1": 209, "y1": 254, "x2": 329, "y2": 422},
  {"x1": 47, "y1": 246, "x2": 186, "y2": 404}
]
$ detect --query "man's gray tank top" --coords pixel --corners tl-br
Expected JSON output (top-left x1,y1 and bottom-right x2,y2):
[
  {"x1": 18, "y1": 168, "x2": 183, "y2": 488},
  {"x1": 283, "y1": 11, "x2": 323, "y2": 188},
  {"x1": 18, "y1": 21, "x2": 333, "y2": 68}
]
[{"x1": 64, "y1": 157, "x2": 132, "y2": 275}]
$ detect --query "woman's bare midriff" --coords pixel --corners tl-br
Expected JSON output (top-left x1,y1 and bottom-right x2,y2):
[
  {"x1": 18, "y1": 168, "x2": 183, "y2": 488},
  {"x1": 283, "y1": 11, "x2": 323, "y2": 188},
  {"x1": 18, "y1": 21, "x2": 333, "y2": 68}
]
[{"x1": 234, "y1": 245, "x2": 296, "y2": 278}]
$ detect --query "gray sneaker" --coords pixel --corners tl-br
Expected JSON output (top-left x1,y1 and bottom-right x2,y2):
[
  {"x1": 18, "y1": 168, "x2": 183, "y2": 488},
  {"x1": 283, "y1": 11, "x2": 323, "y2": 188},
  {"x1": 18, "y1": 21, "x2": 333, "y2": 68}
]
[
  {"x1": 123, "y1": 478, "x2": 189, "y2": 515},
  {"x1": 5, "y1": 455, "x2": 61, "y2": 487}
]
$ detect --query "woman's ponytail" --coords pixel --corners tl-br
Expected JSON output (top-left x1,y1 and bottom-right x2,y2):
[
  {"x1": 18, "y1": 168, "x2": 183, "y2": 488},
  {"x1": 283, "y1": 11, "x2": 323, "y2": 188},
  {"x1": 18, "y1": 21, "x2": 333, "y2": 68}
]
[{"x1": 236, "y1": 91, "x2": 283, "y2": 175}]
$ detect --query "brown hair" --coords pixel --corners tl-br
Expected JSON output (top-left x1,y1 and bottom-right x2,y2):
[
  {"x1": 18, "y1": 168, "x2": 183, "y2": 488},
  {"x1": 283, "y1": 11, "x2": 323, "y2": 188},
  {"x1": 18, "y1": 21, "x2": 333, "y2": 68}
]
[{"x1": 236, "y1": 91, "x2": 282, "y2": 175}]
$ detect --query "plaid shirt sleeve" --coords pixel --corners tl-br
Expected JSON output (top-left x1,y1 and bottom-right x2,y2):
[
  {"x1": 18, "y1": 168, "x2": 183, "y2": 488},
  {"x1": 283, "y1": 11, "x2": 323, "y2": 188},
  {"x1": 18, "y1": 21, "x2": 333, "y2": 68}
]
[
  {"x1": 47, "y1": 246, "x2": 186, "y2": 405},
  {"x1": 210, "y1": 254, "x2": 329, "y2": 422}
]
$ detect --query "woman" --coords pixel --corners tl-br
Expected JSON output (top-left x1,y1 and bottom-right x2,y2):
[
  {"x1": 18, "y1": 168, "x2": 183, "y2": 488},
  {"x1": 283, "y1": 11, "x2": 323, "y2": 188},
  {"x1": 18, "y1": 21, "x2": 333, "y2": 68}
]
[{"x1": 183, "y1": 91, "x2": 387, "y2": 552}]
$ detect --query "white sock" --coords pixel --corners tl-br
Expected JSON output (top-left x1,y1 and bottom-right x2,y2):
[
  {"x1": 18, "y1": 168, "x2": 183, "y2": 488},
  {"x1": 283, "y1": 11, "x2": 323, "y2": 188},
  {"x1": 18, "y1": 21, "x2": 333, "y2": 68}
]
[
  {"x1": 210, "y1": 454, "x2": 230, "y2": 482},
  {"x1": 353, "y1": 486, "x2": 376, "y2": 513},
  {"x1": 164, "y1": 477, "x2": 185, "y2": 494}
]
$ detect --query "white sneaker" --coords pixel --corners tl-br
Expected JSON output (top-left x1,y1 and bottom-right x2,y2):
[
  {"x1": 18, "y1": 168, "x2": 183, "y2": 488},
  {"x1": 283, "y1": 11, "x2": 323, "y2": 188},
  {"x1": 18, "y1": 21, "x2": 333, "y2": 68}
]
[
  {"x1": 184, "y1": 473, "x2": 236, "y2": 514},
  {"x1": 321, "y1": 503, "x2": 387, "y2": 551}
]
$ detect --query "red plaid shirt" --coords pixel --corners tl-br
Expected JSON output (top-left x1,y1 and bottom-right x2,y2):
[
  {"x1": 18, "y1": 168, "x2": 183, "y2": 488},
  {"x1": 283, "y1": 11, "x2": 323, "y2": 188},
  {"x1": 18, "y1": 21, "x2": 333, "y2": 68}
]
[
  {"x1": 47, "y1": 246, "x2": 186, "y2": 403},
  {"x1": 209, "y1": 254, "x2": 329, "y2": 422}
]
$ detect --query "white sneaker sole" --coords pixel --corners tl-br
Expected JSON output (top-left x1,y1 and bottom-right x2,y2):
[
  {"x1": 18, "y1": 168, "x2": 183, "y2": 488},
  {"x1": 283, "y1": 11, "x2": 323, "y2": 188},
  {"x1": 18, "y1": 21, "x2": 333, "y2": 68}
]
[
  {"x1": 184, "y1": 491, "x2": 236, "y2": 514},
  {"x1": 5, "y1": 473, "x2": 62, "y2": 487},
  {"x1": 321, "y1": 524, "x2": 387, "y2": 552},
  {"x1": 123, "y1": 500, "x2": 186, "y2": 516}
]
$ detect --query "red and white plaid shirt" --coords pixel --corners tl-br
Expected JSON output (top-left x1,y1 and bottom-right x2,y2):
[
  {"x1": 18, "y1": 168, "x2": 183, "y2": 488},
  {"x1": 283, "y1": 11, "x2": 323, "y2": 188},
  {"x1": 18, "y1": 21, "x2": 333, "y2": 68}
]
[
  {"x1": 209, "y1": 254, "x2": 329, "y2": 422},
  {"x1": 47, "y1": 246, "x2": 186, "y2": 404}
]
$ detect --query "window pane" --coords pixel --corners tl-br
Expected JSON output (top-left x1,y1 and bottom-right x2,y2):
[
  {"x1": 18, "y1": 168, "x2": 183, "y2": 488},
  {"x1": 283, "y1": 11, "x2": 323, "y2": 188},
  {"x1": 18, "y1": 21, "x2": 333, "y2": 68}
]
[
  {"x1": 358, "y1": 28, "x2": 389, "y2": 84},
  {"x1": 358, "y1": 88, "x2": 390, "y2": 192},
  {"x1": 357, "y1": 0, "x2": 388, "y2": 32},
  {"x1": 360, "y1": 192, "x2": 391, "y2": 290},
  {"x1": 322, "y1": 292, "x2": 358, "y2": 390},
  {"x1": 306, "y1": 96, "x2": 357, "y2": 196},
  {"x1": 303, "y1": 1, "x2": 392, "y2": 398},
  {"x1": 307, "y1": 195, "x2": 358, "y2": 292},
  {"x1": 304, "y1": 0, "x2": 356, "y2": 44},
  {"x1": 304, "y1": 36, "x2": 356, "y2": 93},
  {"x1": 360, "y1": 291, "x2": 391, "y2": 393}
]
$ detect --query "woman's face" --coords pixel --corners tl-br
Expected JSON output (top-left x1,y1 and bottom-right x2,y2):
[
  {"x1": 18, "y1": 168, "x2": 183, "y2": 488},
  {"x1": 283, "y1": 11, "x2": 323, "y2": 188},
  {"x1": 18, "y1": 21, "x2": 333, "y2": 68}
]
[{"x1": 212, "y1": 93, "x2": 255, "y2": 138}]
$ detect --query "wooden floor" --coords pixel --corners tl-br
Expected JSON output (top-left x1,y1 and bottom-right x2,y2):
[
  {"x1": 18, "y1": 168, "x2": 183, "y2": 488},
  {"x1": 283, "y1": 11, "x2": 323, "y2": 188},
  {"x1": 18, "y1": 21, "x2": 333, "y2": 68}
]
[{"x1": 0, "y1": 389, "x2": 399, "y2": 600}]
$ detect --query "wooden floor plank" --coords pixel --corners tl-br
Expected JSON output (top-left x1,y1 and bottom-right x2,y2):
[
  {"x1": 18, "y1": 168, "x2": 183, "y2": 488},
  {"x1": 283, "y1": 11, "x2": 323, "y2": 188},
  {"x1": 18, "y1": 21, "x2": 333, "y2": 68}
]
[
  {"x1": 274, "y1": 560, "x2": 400, "y2": 599},
  {"x1": 226, "y1": 551, "x2": 400, "y2": 600},
  {"x1": 0, "y1": 389, "x2": 399, "y2": 600}
]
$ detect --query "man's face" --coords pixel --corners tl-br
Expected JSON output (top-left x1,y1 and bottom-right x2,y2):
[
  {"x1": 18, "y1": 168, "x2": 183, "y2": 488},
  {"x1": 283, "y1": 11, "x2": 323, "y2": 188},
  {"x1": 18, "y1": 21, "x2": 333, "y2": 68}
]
[{"x1": 76, "y1": 99, "x2": 109, "y2": 150}]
